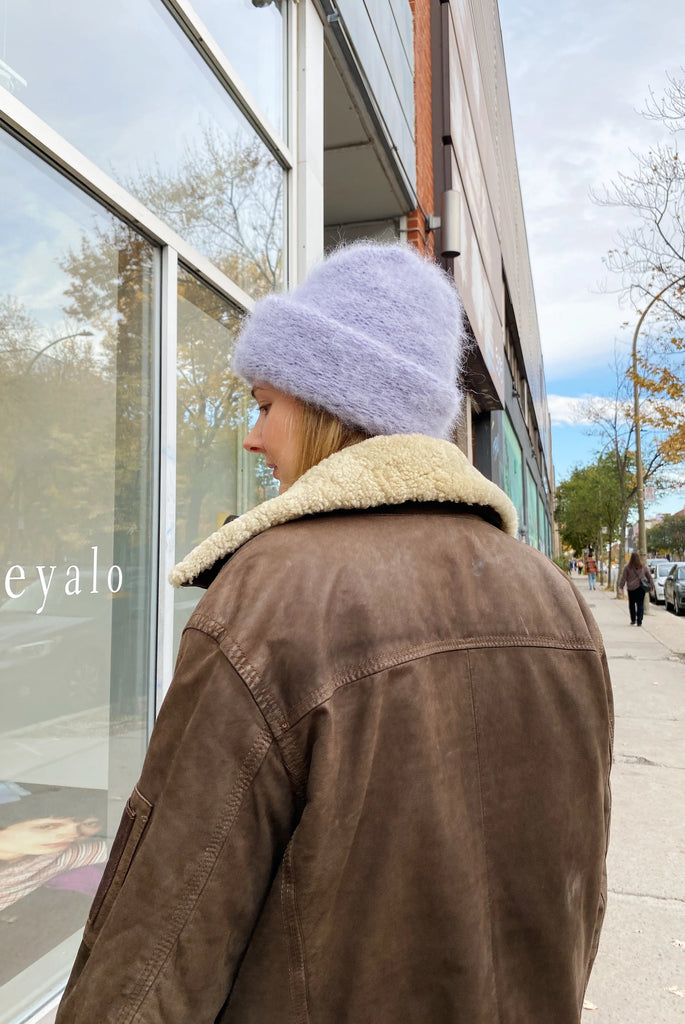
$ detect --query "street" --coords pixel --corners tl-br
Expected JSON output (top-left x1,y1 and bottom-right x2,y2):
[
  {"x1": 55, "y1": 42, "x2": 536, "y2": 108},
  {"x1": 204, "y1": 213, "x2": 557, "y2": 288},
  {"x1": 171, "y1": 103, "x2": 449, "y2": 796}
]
[{"x1": 577, "y1": 579, "x2": 685, "y2": 1023}]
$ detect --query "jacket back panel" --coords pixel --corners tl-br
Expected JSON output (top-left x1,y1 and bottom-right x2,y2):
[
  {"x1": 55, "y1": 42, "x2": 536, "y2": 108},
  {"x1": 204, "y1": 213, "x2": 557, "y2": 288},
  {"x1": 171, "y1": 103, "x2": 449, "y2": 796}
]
[{"x1": 209, "y1": 506, "x2": 612, "y2": 1023}]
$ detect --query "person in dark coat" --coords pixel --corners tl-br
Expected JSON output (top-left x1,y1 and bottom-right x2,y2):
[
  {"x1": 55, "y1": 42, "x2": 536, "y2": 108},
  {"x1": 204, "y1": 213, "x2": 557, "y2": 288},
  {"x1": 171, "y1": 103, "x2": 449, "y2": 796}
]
[{"x1": 619, "y1": 551, "x2": 653, "y2": 626}]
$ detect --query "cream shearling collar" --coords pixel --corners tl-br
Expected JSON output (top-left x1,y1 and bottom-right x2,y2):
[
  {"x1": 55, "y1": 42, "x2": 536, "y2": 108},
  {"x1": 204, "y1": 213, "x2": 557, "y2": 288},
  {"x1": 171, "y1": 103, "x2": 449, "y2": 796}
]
[{"x1": 169, "y1": 434, "x2": 518, "y2": 588}]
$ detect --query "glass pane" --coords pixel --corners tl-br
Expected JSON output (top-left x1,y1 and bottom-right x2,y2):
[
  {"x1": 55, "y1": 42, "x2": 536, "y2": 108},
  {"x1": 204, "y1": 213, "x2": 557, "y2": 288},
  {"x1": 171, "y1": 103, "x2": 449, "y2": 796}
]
[
  {"x1": 0, "y1": 0, "x2": 284, "y2": 298},
  {"x1": 0, "y1": 129, "x2": 156, "y2": 1020},
  {"x1": 174, "y1": 268, "x2": 277, "y2": 651},
  {"x1": 526, "y1": 467, "x2": 539, "y2": 550},
  {"x1": 189, "y1": 0, "x2": 286, "y2": 137},
  {"x1": 501, "y1": 414, "x2": 524, "y2": 529},
  {"x1": 537, "y1": 492, "x2": 546, "y2": 553}
]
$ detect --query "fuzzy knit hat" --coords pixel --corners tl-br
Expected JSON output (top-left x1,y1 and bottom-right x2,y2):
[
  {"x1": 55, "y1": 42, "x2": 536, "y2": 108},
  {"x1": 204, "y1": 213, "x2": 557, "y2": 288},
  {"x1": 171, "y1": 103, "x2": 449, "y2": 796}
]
[{"x1": 233, "y1": 241, "x2": 466, "y2": 439}]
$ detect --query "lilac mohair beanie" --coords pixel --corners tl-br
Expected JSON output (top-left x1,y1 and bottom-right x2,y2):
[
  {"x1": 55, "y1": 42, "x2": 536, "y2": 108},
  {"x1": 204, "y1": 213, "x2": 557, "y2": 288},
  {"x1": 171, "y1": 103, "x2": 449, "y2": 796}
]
[{"x1": 233, "y1": 242, "x2": 466, "y2": 439}]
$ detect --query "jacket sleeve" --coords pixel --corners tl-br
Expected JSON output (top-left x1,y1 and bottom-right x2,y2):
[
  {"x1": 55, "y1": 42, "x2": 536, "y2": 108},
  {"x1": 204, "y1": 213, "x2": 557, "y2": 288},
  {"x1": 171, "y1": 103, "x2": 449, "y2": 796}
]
[
  {"x1": 56, "y1": 625, "x2": 298, "y2": 1024},
  {"x1": 618, "y1": 567, "x2": 627, "y2": 588}
]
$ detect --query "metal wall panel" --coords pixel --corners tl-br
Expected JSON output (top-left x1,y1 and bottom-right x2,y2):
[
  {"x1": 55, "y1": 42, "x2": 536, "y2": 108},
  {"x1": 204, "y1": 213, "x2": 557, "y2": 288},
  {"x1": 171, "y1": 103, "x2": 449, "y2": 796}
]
[
  {"x1": 444, "y1": 3, "x2": 505, "y2": 402},
  {"x1": 336, "y1": 0, "x2": 416, "y2": 194},
  {"x1": 442, "y1": 0, "x2": 552, "y2": 488}
]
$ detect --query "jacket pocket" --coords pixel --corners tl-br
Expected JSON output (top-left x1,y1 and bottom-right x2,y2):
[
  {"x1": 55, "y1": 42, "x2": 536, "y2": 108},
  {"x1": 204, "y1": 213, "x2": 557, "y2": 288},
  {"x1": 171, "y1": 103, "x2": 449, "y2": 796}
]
[{"x1": 85, "y1": 786, "x2": 153, "y2": 944}]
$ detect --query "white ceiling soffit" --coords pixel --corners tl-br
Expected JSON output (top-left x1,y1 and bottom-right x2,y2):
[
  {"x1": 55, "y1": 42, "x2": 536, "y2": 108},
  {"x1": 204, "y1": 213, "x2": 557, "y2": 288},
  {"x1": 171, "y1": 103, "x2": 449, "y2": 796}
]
[{"x1": 323, "y1": 46, "x2": 408, "y2": 227}]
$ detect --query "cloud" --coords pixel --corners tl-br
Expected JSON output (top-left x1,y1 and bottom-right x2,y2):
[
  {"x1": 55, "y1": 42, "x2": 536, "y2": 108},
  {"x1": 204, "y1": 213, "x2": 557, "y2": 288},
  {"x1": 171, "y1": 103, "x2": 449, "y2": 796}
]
[
  {"x1": 548, "y1": 394, "x2": 595, "y2": 425},
  {"x1": 499, "y1": 0, "x2": 685, "y2": 386},
  {"x1": 547, "y1": 393, "x2": 630, "y2": 426}
]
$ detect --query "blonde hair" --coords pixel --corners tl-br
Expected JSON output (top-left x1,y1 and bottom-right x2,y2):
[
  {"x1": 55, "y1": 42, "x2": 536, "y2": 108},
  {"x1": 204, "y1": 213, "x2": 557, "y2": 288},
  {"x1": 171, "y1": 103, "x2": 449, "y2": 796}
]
[{"x1": 294, "y1": 402, "x2": 370, "y2": 480}]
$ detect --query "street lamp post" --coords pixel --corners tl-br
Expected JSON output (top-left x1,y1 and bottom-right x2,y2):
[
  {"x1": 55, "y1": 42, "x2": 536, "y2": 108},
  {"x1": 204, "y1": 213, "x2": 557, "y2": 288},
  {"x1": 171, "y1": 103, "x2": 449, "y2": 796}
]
[
  {"x1": 631, "y1": 275, "x2": 685, "y2": 559},
  {"x1": 25, "y1": 330, "x2": 94, "y2": 372}
]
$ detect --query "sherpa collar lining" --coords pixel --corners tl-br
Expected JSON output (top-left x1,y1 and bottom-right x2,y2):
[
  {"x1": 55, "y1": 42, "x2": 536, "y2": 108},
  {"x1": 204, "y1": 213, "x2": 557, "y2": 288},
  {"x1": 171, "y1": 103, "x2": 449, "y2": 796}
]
[{"x1": 169, "y1": 433, "x2": 518, "y2": 588}]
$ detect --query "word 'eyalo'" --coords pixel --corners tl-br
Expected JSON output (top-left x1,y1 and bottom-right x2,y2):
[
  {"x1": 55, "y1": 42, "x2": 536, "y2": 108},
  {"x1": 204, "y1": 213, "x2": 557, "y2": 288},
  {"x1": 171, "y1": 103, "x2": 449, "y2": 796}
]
[{"x1": 4, "y1": 547, "x2": 124, "y2": 615}]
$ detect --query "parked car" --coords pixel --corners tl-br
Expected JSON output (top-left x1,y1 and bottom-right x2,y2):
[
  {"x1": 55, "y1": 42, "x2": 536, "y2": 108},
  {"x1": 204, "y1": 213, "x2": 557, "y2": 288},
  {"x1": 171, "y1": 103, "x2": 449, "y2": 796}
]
[
  {"x1": 648, "y1": 560, "x2": 673, "y2": 604},
  {"x1": 663, "y1": 562, "x2": 685, "y2": 615}
]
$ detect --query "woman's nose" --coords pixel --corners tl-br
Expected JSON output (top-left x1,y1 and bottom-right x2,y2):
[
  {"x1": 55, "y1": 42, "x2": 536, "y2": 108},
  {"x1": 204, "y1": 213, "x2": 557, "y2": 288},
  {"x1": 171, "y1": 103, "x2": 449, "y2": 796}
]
[{"x1": 243, "y1": 425, "x2": 263, "y2": 453}]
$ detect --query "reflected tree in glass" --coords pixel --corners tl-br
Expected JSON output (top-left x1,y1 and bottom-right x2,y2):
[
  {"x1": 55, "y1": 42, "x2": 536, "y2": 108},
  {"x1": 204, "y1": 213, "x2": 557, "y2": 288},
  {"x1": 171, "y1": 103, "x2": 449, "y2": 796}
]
[
  {"x1": 176, "y1": 270, "x2": 277, "y2": 554},
  {"x1": 0, "y1": 295, "x2": 113, "y2": 569},
  {"x1": 58, "y1": 224, "x2": 156, "y2": 547},
  {"x1": 58, "y1": 223, "x2": 157, "y2": 721},
  {"x1": 128, "y1": 123, "x2": 283, "y2": 298}
]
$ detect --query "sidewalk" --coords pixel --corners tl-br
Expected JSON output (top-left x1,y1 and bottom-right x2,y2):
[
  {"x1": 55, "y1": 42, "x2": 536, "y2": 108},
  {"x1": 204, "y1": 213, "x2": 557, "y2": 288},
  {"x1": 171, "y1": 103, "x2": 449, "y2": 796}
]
[{"x1": 575, "y1": 579, "x2": 685, "y2": 1023}]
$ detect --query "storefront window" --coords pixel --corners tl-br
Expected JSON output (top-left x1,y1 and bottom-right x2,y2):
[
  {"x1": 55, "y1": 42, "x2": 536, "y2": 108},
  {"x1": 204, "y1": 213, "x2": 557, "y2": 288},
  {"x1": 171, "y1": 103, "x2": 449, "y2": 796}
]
[
  {"x1": 526, "y1": 467, "x2": 539, "y2": 551},
  {"x1": 0, "y1": 130, "x2": 156, "y2": 1021},
  {"x1": 173, "y1": 268, "x2": 277, "y2": 650},
  {"x1": 537, "y1": 492, "x2": 547, "y2": 554},
  {"x1": 501, "y1": 413, "x2": 525, "y2": 529},
  {"x1": 189, "y1": 0, "x2": 286, "y2": 137},
  {"x1": 0, "y1": 0, "x2": 284, "y2": 298}
]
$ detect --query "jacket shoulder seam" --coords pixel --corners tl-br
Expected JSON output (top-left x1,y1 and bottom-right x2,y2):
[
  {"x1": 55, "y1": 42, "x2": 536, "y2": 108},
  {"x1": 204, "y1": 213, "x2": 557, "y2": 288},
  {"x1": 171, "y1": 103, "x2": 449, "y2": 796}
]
[
  {"x1": 183, "y1": 612, "x2": 307, "y2": 788},
  {"x1": 184, "y1": 612, "x2": 288, "y2": 729},
  {"x1": 282, "y1": 634, "x2": 602, "y2": 726}
]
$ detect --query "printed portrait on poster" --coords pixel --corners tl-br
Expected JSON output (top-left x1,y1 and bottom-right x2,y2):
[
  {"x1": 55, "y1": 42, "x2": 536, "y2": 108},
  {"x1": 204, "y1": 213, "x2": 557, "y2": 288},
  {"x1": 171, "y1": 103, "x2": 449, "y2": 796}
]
[{"x1": 0, "y1": 782, "x2": 107, "y2": 986}]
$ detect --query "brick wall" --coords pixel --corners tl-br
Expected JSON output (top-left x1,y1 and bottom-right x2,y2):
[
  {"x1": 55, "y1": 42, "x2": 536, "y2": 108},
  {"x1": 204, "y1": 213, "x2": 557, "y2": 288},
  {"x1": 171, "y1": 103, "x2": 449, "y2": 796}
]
[{"x1": 407, "y1": 0, "x2": 434, "y2": 255}]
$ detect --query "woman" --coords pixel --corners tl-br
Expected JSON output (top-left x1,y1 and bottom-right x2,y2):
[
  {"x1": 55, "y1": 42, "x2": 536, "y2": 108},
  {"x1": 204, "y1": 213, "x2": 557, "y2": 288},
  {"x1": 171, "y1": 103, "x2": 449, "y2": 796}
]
[
  {"x1": 0, "y1": 816, "x2": 105, "y2": 911},
  {"x1": 57, "y1": 243, "x2": 613, "y2": 1024},
  {"x1": 619, "y1": 551, "x2": 653, "y2": 626}
]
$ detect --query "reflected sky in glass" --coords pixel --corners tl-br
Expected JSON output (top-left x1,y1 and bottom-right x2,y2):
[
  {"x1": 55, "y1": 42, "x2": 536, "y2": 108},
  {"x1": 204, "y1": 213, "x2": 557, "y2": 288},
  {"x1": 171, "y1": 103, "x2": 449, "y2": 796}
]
[
  {"x1": 188, "y1": 0, "x2": 285, "y2": 136},
  {"x1": 0, "y1": 130, "x2": 113, "y2": 327}
]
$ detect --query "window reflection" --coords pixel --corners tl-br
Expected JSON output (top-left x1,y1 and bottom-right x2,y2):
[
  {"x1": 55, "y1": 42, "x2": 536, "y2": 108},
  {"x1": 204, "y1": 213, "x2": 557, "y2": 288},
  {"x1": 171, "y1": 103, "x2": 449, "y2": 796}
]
[
  {"x1": 0, "y1": 129, "x2": 155, "y2": 1012},
  {"x1": 133, "y1": 123, "x2": 283, "y2": 298},
  {"x1": 526, "y1": 467, "x2": 539, "y2": 550},
  {"x1": 0, "y1": 0, "x2": 284, "y2": 297},
  {"x1": 502, "y1": 413, "x2": 525, "y2": 528},
  {"x1": 189, "y1": 0, "x2": 286, "y2": 136},
  {"x1": 174, "y1": 268, "x2": 278, "y2": 650}
]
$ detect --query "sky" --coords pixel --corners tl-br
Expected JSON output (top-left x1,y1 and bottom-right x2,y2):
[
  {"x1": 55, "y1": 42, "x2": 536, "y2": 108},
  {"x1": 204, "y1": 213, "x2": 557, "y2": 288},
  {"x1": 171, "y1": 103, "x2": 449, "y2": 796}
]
[{"x1": 497, "y1": 0, "x2": 685, "y2": 516}]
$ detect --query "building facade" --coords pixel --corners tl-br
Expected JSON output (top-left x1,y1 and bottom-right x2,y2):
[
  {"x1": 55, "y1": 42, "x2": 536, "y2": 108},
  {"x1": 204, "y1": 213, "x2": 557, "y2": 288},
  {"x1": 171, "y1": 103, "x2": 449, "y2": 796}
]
[
  {"x1": 0, "y1": 2, "x2": 551, "y2": 1020},
  {"x1": 431, "y1": 0, "x2": 554, "y2": 551}
]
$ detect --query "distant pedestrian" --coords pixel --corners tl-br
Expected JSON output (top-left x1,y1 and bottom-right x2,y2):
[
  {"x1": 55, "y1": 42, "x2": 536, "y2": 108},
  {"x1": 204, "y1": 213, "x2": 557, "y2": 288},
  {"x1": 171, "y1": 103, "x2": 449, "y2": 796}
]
[
  {"x1": 585, "y1": 553, "x2": 598, "y2": 590},
  {"x1": 618, "y1": 553, "x2": 653, "y2": 626}
]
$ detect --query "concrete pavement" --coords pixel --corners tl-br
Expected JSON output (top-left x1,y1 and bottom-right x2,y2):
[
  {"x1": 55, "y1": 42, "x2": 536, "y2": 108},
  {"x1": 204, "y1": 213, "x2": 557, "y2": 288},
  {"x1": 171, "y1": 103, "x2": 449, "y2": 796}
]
[{"x1": 576, "y1": 578, "x2": 685, "y2": 1023}]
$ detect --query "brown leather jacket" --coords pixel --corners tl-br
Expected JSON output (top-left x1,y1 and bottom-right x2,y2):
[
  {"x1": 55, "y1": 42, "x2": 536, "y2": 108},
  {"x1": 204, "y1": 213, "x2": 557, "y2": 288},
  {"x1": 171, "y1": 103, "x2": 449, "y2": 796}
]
[{"x1": 57, "y1": 435, "x2": 613, "y2": 1024}]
